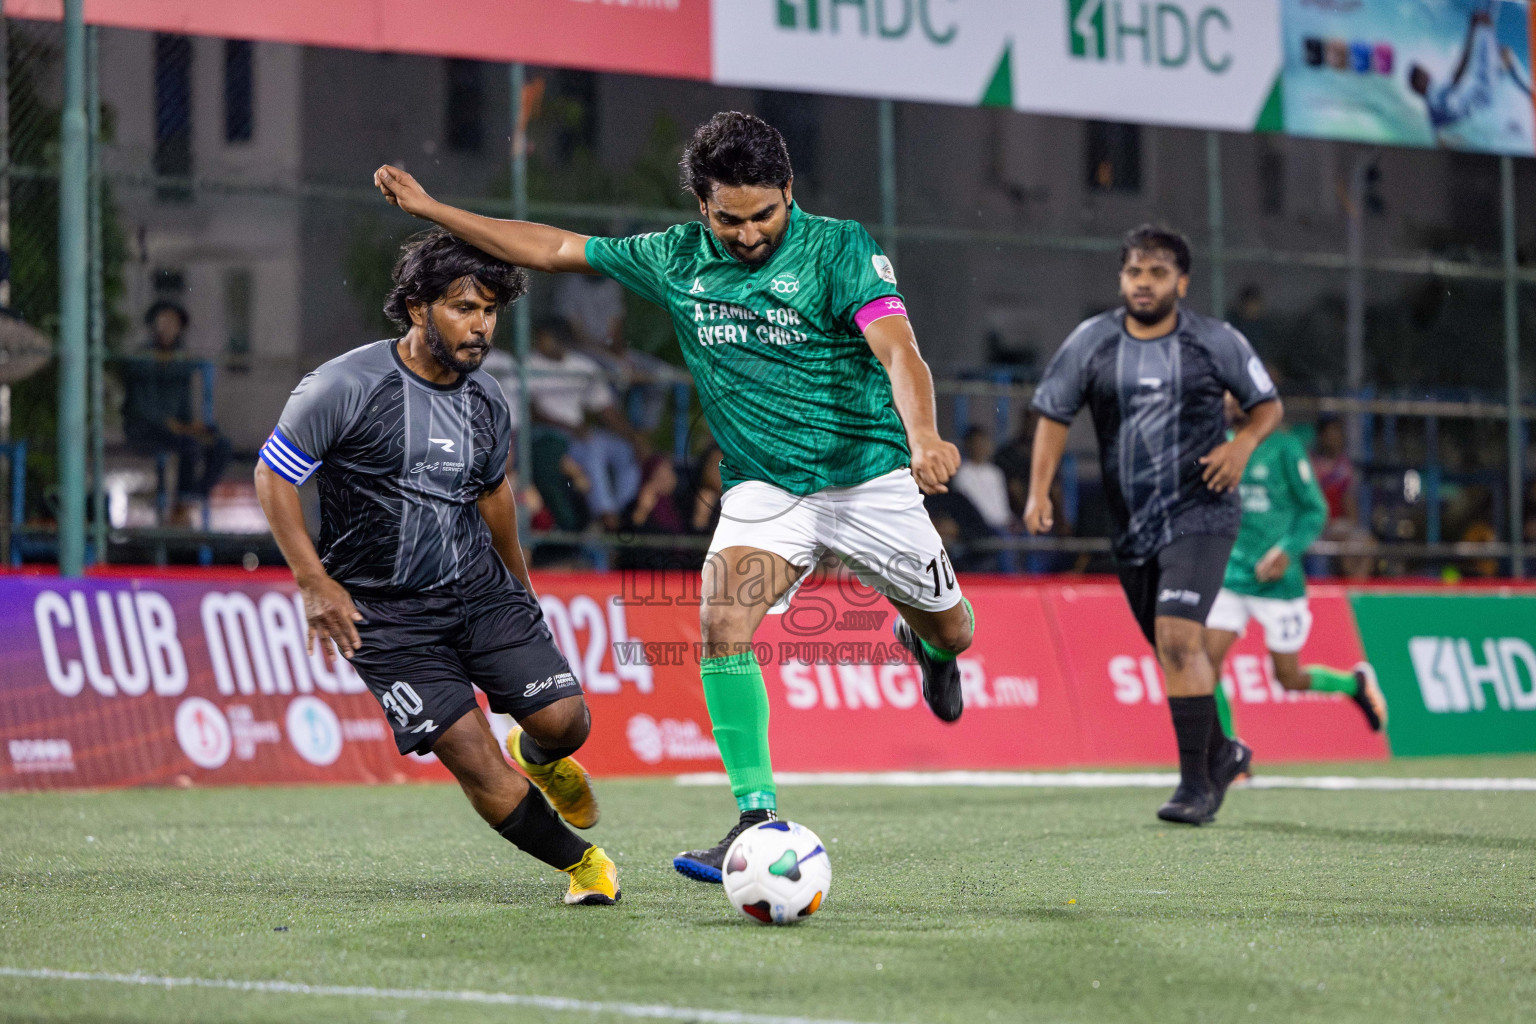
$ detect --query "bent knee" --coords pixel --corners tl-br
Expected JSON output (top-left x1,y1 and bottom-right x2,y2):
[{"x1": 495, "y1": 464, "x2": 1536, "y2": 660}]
[
  {"x1": 1154, "y1": 622, "x2": 1205, "y2": 673},
  {"x1": 526, "y1": 696, "x2": 590, "y2": 752},
  {"x1": 931, "y1": 617, "x2": 973, "y2": 655}
]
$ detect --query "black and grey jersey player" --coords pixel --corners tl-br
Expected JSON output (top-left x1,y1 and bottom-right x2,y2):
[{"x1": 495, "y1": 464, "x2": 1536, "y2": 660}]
[
  {"x1": 1025, "y1": 224, "x2": 1283, "y2": 826},
  {"x1": 255, "y1": 228, "x2": 620, "y2": 905}
]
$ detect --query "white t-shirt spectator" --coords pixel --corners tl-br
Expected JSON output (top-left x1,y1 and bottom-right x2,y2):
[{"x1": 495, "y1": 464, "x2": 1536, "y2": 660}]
[
  {"x1": 555, "y1": 275, "x2": 625, "y2": 350},
  {"x1": 952, "y1": 461, "x2": 1013, "y2": 531},
  {"x1": 526, "y1": 349, "x2": 614, "y2": 430}
]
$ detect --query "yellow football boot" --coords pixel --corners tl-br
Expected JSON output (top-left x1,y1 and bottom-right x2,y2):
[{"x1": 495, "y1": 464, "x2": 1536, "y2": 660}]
[
  {"x1": 564, "y1": 846, "x2": 620, "y2": 906},
  {"x1": 506, "y1": 726, "x2": 600, "y2": 829}
]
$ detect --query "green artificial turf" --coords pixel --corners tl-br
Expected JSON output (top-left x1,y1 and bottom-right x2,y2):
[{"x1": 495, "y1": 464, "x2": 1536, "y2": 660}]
[{"x1": 2, "y1": 759, "x2": 1534, "y2": 1023}]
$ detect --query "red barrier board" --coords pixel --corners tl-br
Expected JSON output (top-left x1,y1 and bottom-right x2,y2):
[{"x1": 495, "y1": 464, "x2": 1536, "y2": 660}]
[
  {"x1": 1044, "y1": 583, "x2": 1387, "y2": 765},
  {"x1": 11, "y1": 0, "x2": 712, "y2": 82},
  {"x1": 0, "y1": 572, "x2": 1388, "y2": 792}
]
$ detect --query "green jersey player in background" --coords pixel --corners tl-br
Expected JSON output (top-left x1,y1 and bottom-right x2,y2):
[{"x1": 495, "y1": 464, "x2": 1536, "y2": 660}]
[
  {"x1": 375, "y1": 112, "x2": 975, "y2": 884},
  {"x1": 1205, "y1": 393, "x2": 1388, "y2": 737}
]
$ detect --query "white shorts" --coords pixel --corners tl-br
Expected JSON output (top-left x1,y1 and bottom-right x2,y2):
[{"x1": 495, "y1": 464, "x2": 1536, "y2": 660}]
[
  {"x1": 707, "y1": 468, "x2": 963, "y2": 614},
  {"x1": 1206, "y1": 589, "x2": 1313, "y2": 654}
]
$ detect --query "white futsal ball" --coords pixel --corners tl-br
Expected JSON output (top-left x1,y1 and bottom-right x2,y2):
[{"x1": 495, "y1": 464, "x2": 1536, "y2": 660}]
[{"x1": 722, "y1": 820, "x2": 831, "y2": 925}]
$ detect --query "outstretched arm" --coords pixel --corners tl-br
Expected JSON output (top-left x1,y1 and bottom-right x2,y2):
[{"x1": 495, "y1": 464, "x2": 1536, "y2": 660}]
[
  {"x1": 1450, "y1": 10, "x2": 1491, "y2": 86},
  {"x1": 864, "y1": 315, "x2": 959, "y2": 495},
  {"x1": 374, "y1": 165, "x2": 594, "y2": 275}
]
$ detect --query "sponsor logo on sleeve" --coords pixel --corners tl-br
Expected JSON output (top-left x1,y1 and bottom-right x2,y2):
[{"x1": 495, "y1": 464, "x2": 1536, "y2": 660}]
[{"x1": 1247, "y1": 356, "x2": 1275, "y2": 394}]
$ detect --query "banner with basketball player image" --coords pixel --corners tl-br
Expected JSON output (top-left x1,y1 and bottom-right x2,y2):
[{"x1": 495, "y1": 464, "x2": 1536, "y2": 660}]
[{"x1": 1281, "y1": 0, "x2": 1536, "y2": 155}]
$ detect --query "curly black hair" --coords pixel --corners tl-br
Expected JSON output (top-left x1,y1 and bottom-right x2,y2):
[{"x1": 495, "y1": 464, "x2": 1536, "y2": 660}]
[
  {"x1": 382, "y1": 228, "x2": 528, "y2": 329},
  {"x1": 679, "y1": 111, "x2": 793, "y2": 202},
  {"x1": 1119, "y1": 224, "x2": 1192, "y2": 276}
]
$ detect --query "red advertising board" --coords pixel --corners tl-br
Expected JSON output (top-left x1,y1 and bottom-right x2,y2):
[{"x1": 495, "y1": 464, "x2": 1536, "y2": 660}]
[
  {"x1": 10, "y1": 0, "x2": 711, "y2": 81},
  {"x1": 0, "y1": 570, "x2": 1390, "y2": 792},
  {"x1": 1044, "y1": 582, "x2": 1387, "y2": 765}
]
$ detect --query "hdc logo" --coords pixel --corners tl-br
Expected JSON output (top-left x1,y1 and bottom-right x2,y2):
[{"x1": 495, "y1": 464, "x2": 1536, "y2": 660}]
[
  {"x1": 1407, "y1": 636, "x2": 1536, "y2": 714},
  {"x1": 775, "y1": 0, "x2": 957, "y2": 45},
  {"x1": 1068, "y1": 0, "x2": 1233, "y2": 73}
]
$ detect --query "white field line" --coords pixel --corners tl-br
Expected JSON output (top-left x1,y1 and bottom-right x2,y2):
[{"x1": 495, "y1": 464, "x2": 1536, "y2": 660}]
[
  {"x1": 674, "y1": 771, "x2": 1536, "y2": 792},
  {"x1": 0, "y1": 967, "x2": 874, "y2": 1024}
]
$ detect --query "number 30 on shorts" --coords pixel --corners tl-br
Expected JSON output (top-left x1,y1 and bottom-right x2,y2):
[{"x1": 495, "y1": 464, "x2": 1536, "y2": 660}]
[{"x1": 380, "y1": 680, "x2": 424, "y2": 727}]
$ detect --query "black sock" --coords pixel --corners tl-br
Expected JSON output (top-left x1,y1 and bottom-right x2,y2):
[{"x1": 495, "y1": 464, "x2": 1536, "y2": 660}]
[
  {"x1": 494, "y1": 787, "x2": 591, "y2": 871},
  {"x1": 1168, "y1": 696, "x2": 1216, "y2": 794},
  {"x1": 1206, "y1": 704, "x2": 1231, "y2": 773},
  {"x1": 519, "y1": 730, "x2": 579, "y2": 766}
]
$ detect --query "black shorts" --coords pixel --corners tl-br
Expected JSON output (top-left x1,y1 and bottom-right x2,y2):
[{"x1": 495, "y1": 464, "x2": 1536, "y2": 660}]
[
  {"x1": 1116, "y1": 533, "x2": 1235, "y2": 647},
  {"x1": 348, "y1": 552, "x2": 582, "y2": 755}
]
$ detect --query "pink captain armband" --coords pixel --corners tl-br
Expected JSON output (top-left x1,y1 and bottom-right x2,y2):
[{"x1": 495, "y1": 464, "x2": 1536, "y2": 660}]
[{"x1": 854, "y1": 296, "x2": 908, "y2": 333}]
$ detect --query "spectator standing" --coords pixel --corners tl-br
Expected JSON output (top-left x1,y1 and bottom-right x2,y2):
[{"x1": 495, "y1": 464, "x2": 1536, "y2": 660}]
[
  {"x1": 1311, "y1": 414, "x2": 1373, "y2": 578},
  {"x1": 119, "y1": 301, "x2": 231, "y2": 515},
  {"x1": 1310, "y1": 415, "x2": 1358, "y2": 526},
  {"x1": 527, "y1": 318, "x2": 645, "y2": 530}
]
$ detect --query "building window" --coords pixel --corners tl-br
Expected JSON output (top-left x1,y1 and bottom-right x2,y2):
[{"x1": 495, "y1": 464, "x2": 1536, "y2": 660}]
[
  {"x1": 154, "y1": 34, "x2": 193, "y2": 199},
  {"x1": 224, "y1": 40, "x2": 254, "y2": 143},
  {"x1": 1084, "y1": 121, "x2": 1141, "y2": 194},
  {"x1": 445, "y1": 59, "x2": 484, "y2": 154}
]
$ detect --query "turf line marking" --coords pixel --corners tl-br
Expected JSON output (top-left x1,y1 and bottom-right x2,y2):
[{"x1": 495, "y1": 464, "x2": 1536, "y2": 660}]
[
  {"x1": 674, "y1": 771, "x2": 1536, "y2": 792},
  {"x1": 0, "y1": 967, "x2": 873, "y2": 1024}
]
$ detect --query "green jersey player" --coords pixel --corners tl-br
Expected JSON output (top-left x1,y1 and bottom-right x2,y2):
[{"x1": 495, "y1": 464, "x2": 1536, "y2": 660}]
[
  {"x1": 1205, "y1": 395, "x2": 1387, "y2": 736},
  {"x1": 374, "y1": 112, "x2": 975, "y2": 883}
]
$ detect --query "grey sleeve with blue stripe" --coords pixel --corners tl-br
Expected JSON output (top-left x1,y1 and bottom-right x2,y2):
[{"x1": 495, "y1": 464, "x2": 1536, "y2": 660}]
[{"x1": 261, "y1": 364, "x2": 369, "y2": 485}]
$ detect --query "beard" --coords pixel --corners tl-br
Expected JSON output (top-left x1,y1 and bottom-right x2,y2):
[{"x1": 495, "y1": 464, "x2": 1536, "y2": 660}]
[
  {"x1": 733, "y1": 236, "x2": 781, "y2": 268},
  {"x1": 1124, "y1": 292, "x2": 1179, "y2": 327},
  {"x1": 424, "y1": 314, "x2": 486, "y2": 375}
]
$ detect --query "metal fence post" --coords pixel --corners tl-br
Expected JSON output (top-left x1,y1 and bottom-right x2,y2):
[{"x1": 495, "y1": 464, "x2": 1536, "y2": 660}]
[
  {"x1": 1206, "y1": 131, "x2": 1224, "y2": 319},
  {"x1": 510, "y1": 63, "x2": 531, "y2": 485},
  {"x1": 88, "y1": 22, "x2": 105, "y2": 564},
  {"x1": 1502, "y1": 156, "x2": 1524, "y2": 578},
  {"x1": 878, "y1": 99, "x2": 897, "y2": 265},
  {"x1": 57, "y1": 0, "x2": 87, "y2": 576},
  {"x1": 1345, "y1": 154, "x2": 1368, "y2": 465}
]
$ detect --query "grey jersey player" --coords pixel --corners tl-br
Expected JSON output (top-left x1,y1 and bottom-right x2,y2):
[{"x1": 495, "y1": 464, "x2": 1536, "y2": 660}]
[
  {"x1": 265, "y1": 338, "x2": 513, "y2": 594},
  {"x1": 255, "y1": 228, "x2": 620, "y2": 905},
  {"x1": 1025, "y1": 225, "x2": 1282, "y2": 827}
]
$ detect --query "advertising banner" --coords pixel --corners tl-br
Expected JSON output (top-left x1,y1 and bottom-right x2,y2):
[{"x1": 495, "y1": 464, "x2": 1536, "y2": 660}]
[
  {"x1": 2, "y1": 570, "x2": 1406, "y2": 791},
  {"x1": 0, "y1": 577, "x2": 444, "y2": 789},
  {"x1": 1281, "y1": 0, "x2": 1536, "y2": 155},
  {"x1": 1043, "y1": 583, "x2": 1387, "y2": 765},
  {"x1": 8, "y1": 0, "x2": 712, "y2": 81},
  {"x1": 713, "y1": 0, "x2": 1283, "y2": 132},
  {"x1": 1351, "y1": 593, "x2": 1536, "y2": 756}
]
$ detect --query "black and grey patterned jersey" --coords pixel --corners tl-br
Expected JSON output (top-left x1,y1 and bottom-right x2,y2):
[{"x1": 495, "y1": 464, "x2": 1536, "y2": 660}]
[
  {"x1": 260, "y1": 340, "x2": 512, "y2": 596},
  {"x1": 1031, "y1": 308, "x2": 1278, "y2": 566}
]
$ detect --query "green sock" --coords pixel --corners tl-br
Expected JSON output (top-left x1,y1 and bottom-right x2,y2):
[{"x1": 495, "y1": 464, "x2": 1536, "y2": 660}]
[
  {"x1": 917, "y1": 598, "x2": 974, "y2": 663},
  {"x1": 1213, "y1": 681, "x2": 1234, "y2": 736},
  {"x1": 1304, "y1": 665, "x2": 1357, "y2": 694},
  {"x1": 700, "y1": 651, "x2": 776, "y2": 813}
]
